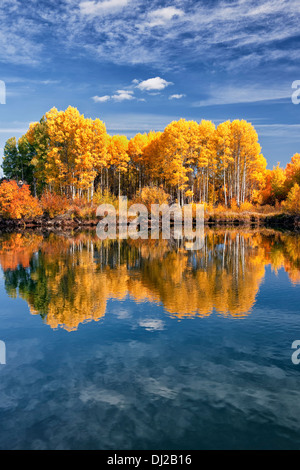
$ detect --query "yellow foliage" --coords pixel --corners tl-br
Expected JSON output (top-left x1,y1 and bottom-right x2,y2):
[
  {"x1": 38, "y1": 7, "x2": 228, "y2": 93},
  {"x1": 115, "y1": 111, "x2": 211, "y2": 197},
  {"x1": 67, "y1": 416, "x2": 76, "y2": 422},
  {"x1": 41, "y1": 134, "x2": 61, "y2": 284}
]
[
  {"x1": 133, "y1": 185, "x2": 170, "y2": 211},
  {"x1": 240, "y1": 201, "x2": 255, "y2": 212}
]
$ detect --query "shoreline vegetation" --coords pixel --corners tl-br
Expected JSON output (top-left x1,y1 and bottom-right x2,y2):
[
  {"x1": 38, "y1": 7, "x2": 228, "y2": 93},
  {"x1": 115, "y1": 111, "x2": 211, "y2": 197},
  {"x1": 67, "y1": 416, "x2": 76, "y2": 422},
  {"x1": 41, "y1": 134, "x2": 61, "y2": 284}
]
[
  {"x1": 1, "y1": 106, "x2": 300, "y2": 230},
  {"x1": 0, "y1": 210, "x2": 298, "y2": 231}
]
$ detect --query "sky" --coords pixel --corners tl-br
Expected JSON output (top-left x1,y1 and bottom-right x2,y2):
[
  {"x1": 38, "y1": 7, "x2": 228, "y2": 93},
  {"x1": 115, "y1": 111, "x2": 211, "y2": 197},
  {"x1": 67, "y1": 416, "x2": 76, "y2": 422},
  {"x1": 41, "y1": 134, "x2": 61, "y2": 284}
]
[{"x1": 0, "y1": 0, "x2": 300, "y2": 170}]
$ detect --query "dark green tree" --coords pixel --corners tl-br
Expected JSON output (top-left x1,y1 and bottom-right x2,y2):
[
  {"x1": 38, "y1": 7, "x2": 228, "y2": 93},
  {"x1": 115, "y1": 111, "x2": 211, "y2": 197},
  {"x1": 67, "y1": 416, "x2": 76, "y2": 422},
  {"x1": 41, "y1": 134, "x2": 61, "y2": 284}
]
[
  {"x1": 2, "y1": 137, "x2": 20, "y2": 179},
  {"x1": 2, "y1": 136, "x2": 35, "y2": 191}
]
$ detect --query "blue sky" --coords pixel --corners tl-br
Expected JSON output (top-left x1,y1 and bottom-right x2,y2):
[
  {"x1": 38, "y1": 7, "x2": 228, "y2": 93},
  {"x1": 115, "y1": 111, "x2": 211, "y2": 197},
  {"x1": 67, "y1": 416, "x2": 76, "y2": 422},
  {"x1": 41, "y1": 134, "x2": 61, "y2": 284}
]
[{"x1": 0, "y1": 0, "x2": 300, "y2": 170}]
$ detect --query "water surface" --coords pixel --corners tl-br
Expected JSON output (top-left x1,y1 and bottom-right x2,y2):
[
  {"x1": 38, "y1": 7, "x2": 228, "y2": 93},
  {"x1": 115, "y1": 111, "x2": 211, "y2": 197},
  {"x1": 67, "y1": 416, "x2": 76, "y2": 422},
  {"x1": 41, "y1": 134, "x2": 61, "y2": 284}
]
[{"x1": 0, "y1": 229, "x2": 299, "y2": 450}]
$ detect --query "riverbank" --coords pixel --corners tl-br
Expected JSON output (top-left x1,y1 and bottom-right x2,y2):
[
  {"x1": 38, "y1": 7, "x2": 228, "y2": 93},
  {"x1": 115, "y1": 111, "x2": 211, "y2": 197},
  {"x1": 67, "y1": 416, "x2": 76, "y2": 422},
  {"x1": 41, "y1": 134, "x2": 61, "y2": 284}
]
[
  {"x1": 0, "y1": 211, "x2": 299, "y2": 231},
  {"x1": 205, "y1": 211, "x2": 300, "y2": 230}
]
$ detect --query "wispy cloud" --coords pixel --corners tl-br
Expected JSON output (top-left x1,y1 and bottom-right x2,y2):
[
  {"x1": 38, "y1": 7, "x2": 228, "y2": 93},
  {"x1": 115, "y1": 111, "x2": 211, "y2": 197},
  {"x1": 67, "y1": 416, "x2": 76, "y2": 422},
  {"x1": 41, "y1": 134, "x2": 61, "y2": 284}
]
[
  {"x1": 72, "y1": 0, "x2": 300, "y2": 70},
  {"x1": 79, "y1": 0, "x2": 130, "y2": 16},
  {"x1": 146, "y1": 7, "x2": 185, "y2": 28},
  {"x1": 3, "y1": 77, "x2": 60, "y2": 85},
  {"x1": 102, "y1": 113, "x2": 181, "y2": 132},
  {"x1": 1, "y1": 0, "x2": 300, "y2": 72},
  {"x1": 0, "y1": 128, "x2": 28, "y2": 133},
  {"x1": 193, "y1": 84, "x2": 291, "y2": 106},
  {"x1": 256, "y1": 124, "x2": 300, "y2": 139}
]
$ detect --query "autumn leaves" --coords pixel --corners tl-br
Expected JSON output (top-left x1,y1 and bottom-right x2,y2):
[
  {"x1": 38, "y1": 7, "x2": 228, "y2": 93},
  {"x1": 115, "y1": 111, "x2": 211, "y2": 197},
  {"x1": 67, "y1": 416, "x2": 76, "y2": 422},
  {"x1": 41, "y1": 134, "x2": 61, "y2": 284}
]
[
  {"x1": 16, "y1": 106, "x2": 266, "y2": 206},
  {"x1": 2, "y1": 105, "x2": 299, "y2": 216}
]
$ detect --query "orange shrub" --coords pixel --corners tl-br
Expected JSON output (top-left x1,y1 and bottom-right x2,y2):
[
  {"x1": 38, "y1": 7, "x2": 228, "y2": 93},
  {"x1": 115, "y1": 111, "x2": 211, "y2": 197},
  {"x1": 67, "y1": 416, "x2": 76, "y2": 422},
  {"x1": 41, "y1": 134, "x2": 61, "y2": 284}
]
[
  {"x1": 40, "y1": 192, "x2": 69, "y2": 218},
  {"x1": 0, "y1": 180, "x2": 42, "y2": 219}
]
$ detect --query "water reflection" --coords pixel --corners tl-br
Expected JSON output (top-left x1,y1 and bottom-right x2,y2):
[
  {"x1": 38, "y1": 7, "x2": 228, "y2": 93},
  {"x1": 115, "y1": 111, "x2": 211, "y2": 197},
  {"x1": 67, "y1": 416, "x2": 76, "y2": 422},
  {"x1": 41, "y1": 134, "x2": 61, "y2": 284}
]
[{"x1": 0, "y1": 230, "x2": 299, "y2": 331}]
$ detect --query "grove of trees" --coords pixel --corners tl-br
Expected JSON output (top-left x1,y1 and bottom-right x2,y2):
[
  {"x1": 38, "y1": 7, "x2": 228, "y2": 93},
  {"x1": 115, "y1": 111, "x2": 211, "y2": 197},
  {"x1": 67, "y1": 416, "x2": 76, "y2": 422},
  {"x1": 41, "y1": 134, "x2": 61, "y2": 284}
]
[{"x1": 1, "y1": 105, "x2": 300, "y2": 217}]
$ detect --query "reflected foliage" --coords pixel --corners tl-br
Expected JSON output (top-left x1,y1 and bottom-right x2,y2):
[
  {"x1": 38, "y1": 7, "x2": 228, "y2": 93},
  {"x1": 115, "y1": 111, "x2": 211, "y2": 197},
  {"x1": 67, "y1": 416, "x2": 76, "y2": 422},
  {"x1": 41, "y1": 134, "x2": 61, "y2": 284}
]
[{"x1": 0, "y1": 230, "x2": 299, "y2": 331}]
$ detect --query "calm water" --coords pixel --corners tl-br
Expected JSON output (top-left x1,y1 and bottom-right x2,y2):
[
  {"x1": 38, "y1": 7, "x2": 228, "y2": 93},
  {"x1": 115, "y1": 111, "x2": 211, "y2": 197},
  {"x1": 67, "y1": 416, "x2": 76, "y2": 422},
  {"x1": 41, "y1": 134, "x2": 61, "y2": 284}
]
[{"x1": 0, "y1": 229, "x2": 299, "y2": 450}]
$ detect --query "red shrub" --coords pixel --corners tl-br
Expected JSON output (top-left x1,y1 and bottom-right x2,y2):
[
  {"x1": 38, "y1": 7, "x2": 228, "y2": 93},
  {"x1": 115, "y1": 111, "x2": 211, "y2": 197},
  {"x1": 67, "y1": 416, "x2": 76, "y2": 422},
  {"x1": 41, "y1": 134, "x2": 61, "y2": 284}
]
[{"x1": 0, "y1": 180, "x2": 42, "y2": 219}]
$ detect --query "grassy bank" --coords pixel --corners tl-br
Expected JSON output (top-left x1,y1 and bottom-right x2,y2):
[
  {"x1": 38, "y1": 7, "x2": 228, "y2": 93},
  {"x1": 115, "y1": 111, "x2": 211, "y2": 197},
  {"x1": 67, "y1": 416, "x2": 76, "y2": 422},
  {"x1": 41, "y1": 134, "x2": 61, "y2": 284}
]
[{"x1": 205, "y1": 209, "x2": 300, "y2": 230}]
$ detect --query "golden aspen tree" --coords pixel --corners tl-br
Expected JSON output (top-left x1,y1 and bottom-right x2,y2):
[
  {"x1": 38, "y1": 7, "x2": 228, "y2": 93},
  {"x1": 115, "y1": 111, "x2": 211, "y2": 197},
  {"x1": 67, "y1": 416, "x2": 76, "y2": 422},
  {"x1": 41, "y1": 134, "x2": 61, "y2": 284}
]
[
  {"x1": 142, "y1": 131, "x2": 163, "y2": 185},
  {"x1": 45, "y1": 106, "x2": 79, "y2": 196},
  {"x1": 195, "y1": 120, "x2": 216, "y2": 204},
  {"x1": 128, "y1": 133, "x2": 149, "y2": 192},
  {"x1": 158, "y1": 119, "x2": 191, "y2": 203},
  {"x1": 73, "y1": 117, "x2": 107, "y2": 200},
  {"x1": 214, "y1": 121, "x2": 233, "y2": 206},
  {"x1": 92, "y1": 118, "x2": 109, "y2": 196},
  {"x1": 107, "y1": 135, "x2": 129, "y2": 197},
  {"x1": 229, "y1": 120, "x2": 266, "y2": 206},
  {"x1": 45, "y1": 107, "x2": 108, "y2": 199}
]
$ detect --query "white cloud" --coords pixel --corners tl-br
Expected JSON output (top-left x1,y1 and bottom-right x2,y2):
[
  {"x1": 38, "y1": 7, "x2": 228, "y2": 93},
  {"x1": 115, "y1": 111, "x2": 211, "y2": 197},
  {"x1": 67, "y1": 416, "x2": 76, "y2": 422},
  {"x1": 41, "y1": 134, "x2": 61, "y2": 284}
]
[
  {"x1": 136, "y1": 77, "x2": 173, "y2": 92},
  {"x1": 169, "y1": 94, "x2": 185, "y2": 100},
  {"x1": 92, "y1": 90, "x2": 135, "y2": 103},
  {"x1": 93, "y1": 95, "x2": 111, "y2": 102},
  {"x1": 116, "y1": 89, "x2": 134, "y2": 95},
  {"x1": 80, "y1": 0, "x2": 129, "y2": 16},
  {"x1": 111, "y1": 90, "x2": 135, "y2": 101},
  {"x1": 146, "y1": 7, "x2": 185, "y2": 27},
  {"x1": 93, "y1": 90, "x2": 135, "y2": 102}
]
